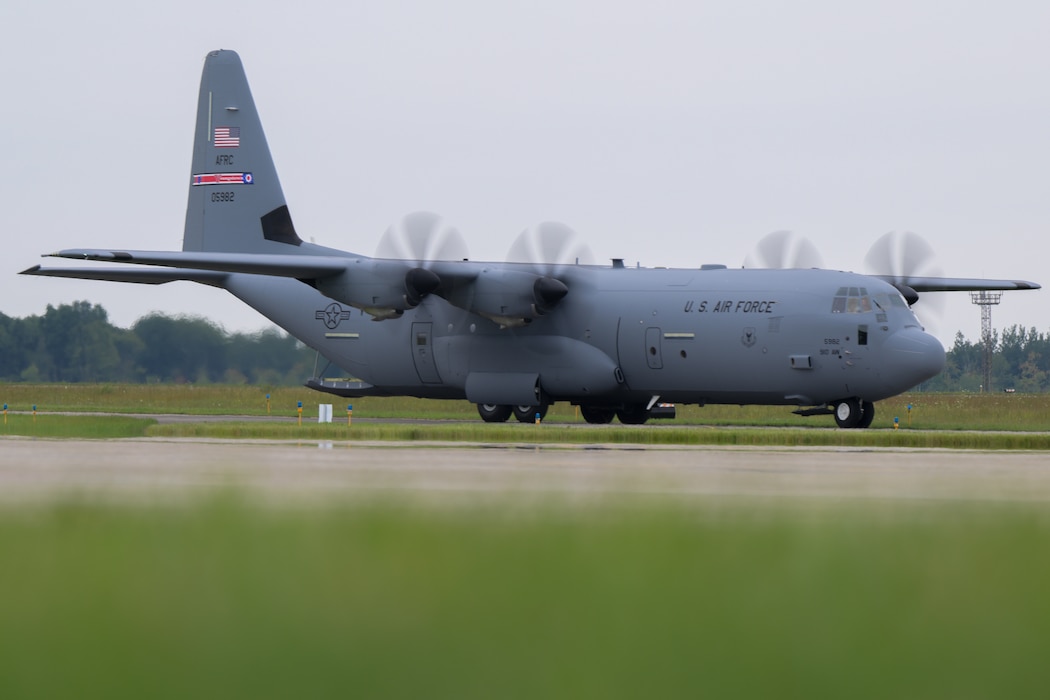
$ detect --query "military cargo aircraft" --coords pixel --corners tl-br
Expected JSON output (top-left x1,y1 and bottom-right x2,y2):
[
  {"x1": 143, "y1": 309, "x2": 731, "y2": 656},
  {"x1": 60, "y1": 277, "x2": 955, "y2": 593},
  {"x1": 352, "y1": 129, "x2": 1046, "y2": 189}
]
[{"x1": 22, "y1": 50, "x2": 1040, "y2": 428}]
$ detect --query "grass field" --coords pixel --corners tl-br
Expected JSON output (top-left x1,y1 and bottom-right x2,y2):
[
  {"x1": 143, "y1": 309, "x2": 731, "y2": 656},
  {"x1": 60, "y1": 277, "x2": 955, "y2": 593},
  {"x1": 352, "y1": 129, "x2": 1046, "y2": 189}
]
[
  {"x1": 2, "y1": 383, "x2": 1050, "y2": 429},
  {"x1": 5, "y1": 384, "x2": 1042, "y2": 455},
  {"x1": 2, "y1": 383, "x2": 1049, "y2": 447},
  {"x1": 1, "y1": 497, "x2": 1049, "y2": 699},
  {"x1": 2, "y1": 384, "x2": 1049, "y2": 698},
  {"x1": 5, "y1": 411, "x2": 1050, "y2": 448}
]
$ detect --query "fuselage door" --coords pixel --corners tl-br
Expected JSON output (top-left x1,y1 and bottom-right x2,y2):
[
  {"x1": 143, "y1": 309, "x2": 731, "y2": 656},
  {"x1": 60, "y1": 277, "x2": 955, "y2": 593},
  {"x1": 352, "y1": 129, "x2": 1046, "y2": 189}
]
[
  {"x1": 646, "y1": 327, "x2": 663, "y2": 369},
  {"x1": 411, "y1": 322, "x2": 442, "y2": 384}
]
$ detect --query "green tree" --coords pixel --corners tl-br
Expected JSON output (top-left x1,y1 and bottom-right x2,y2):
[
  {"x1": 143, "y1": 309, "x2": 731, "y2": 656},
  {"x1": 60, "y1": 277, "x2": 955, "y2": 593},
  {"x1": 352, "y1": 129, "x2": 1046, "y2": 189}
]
[
  {"x1": 39, "y1": 302, "x2": 123, "y2": 382},
  {"x1": 133, "y1": 313, "x2": 228, "y2": 383}
]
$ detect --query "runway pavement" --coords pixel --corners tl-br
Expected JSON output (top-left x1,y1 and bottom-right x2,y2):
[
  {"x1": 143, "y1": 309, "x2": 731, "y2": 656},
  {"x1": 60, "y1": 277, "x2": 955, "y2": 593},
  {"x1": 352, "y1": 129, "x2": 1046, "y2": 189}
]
[{"x1": 3, "y1": 435, "x2": 1050, "y2": 506}]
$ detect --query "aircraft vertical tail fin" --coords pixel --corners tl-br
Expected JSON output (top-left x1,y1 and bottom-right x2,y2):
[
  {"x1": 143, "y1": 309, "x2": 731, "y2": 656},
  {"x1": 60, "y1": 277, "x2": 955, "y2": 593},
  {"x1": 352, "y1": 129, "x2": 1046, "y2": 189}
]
[{"x1": 183, "y1": 50, "x2": 302, "y2": 253}]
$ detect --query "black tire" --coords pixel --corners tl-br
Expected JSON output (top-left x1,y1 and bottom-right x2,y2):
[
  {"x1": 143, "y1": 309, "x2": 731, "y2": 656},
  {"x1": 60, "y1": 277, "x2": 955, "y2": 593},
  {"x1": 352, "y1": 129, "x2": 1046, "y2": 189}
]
[
  {"x1": 857, "y1": 401, "x2": 875, "y2": 429},
  {"x1": 834, "y1": 398, "x2": 863, "y2": 429},
  {"x1": 580, "y1": 405, "x2": 616, "y2": 424},
  {"x1": 477, "y1": 403, "x2": 512, "y2": 423},
  {"x1": 513, "y1": 404, "x2": 549, "y2": 423},
  {"x1": 617, "y1": 404, "x2": 650, "y2": 425}
]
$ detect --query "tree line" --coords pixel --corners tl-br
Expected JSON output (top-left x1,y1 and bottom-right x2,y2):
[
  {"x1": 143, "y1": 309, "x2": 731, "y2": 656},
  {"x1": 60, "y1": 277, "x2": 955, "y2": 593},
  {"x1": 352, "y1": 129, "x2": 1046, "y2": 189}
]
[
  {"x1": 925, "y1": 325, "x2": 1050, "y2": 393},
  {"x1": 0, "y1": 302, "x2": 315, "y2": 385},
  {"x1": 2, "y1": 302, "x2": 1049, "y2": 391}
]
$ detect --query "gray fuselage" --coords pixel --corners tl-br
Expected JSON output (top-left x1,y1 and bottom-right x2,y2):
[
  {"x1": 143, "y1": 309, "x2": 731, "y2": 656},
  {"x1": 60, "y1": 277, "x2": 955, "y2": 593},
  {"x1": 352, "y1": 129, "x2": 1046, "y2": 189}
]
[{"x1": 224, "y1": 261, "x2": 945, "y2": 409}]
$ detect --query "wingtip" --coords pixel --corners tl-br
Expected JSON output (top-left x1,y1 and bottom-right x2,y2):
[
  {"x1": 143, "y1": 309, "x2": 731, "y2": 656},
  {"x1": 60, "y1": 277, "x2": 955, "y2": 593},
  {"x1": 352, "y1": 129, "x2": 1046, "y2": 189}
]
[{"x1": 19, "y1": 265, "x2": 42, "y2": 275}]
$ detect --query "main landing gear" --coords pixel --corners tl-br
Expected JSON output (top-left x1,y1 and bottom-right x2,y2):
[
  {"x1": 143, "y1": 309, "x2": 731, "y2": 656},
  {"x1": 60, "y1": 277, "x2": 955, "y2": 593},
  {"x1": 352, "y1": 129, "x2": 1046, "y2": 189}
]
[
  {"x1": 475, "y1": 402, "x2": 668, "y2": 425},
  {"x1": 476, "y1": 403, "x2": 513, "y2": 423},
  {"x1": 579, "y1": 405, "x2": 616, "y2": 424},
  {"x1": 476, "y1": 403, "x2": 549, "y2": 423},
  {"x1": 512, "y1": 404, "x2": 549, "y2": 423}
]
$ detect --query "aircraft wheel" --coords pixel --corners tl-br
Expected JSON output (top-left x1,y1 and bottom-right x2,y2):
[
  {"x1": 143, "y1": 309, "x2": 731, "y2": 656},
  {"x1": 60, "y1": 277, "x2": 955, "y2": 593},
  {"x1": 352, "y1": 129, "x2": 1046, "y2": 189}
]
[
  {"x1": 857, "y1": 401, "x2": 875, "y2": 429},
  {"x1": 477, "y1": 403, "x2": 512, "y2": 423},
  {"x1": 617, "y1": 404, "x2": 650, "y2": 425},
  {"x1": 580, "y1": 405, "x2": 616, "y2": 424},
  {"x1": 834, "y1": 398, "x2": 863, "y2": 429},
  {"x1": 513, "y1": 404, "x2": 549, "y2": 423}
]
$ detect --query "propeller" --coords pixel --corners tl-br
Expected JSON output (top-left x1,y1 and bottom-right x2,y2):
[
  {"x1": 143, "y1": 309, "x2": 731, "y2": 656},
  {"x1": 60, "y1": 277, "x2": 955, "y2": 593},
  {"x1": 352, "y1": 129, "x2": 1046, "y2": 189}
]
[
  {"x1": 506, "y1": 221, "x2": 596, "y2": 271},
  {"x1": 476, "y1": 221, "x2": 595, "y2": 323},
  {"x1": 743, "y1": 230, "x2": 824, "y2": 269},
  {"x1": 372, "y1": 211, "x2": 469, "y2": 313},
  {"x1": 863, "y1": 231, "x2": 941, "y2": 281},
  {"x1": 376, "y1": 211, "x2": 470, "y2": 263},
  {"x1": 863, "y1": 230, "x2": 945, "y2": 329}
]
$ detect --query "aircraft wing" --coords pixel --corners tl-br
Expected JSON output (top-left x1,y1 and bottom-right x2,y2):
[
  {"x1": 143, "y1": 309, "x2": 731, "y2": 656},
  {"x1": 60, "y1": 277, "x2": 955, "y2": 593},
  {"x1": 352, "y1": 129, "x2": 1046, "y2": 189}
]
[
  {"x1": 33, "y1": 248, "x2": 505, "y2": 322},
  {"x1": 874, "y1": 276, "x2": 1041, "y2": 292},
  {"x1": 43, "y1": 249, "x2": 355, "y2": 278}
]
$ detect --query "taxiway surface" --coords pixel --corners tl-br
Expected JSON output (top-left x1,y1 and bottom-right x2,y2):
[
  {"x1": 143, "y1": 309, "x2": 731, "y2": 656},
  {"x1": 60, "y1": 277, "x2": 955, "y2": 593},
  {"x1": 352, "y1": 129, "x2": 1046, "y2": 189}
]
[{"x1": 2, "y1": 436, "x2": 1049, "y2": 505}]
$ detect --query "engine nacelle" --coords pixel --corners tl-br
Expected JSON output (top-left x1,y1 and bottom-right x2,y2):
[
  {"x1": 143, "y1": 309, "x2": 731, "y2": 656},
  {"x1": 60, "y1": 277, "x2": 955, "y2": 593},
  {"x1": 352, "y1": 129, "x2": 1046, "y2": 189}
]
[
  {"x1": 466, "y1": 268, "x2": 568, "y2": 328},
  {"x1": 314, "y1": 259, "x2": 440, "y2": 320}
]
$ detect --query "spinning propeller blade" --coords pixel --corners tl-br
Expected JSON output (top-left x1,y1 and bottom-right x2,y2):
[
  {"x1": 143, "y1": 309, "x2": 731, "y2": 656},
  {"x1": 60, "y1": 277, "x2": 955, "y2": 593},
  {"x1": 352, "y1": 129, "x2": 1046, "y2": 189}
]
[{"x1": 744, "y1": 230, "x2": 824, "y2": 269}]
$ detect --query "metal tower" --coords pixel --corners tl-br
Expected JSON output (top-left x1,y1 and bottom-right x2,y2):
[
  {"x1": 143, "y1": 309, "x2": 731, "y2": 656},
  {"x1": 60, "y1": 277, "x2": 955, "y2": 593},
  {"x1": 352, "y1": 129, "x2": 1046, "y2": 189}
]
[{"x1": 970, "y1": 291, "x2": 1002, "y2": 392}]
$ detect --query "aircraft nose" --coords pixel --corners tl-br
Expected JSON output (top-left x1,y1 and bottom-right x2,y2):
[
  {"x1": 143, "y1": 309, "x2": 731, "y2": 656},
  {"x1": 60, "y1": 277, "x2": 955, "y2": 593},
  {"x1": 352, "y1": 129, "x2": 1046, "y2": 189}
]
[{"x1": 883, "y1": 327, "x2": 945, "y2": 386}]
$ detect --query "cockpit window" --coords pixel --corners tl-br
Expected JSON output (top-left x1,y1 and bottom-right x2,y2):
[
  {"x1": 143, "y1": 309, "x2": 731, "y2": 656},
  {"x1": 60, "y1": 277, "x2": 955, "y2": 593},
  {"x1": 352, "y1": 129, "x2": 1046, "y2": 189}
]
[
  {"x1": 831, "y1": 286, "x2": 872, "y2": 314},
  {"x1": 873, "y1": 292, "x2": 909, "y2": 310}
]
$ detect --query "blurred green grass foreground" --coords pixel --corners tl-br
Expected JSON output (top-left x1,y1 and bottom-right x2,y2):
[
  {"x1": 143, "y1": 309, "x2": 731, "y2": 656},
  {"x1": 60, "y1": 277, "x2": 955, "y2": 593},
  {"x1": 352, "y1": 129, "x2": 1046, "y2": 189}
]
[{"x1": 1, "y1": 497, "x2": 1049, "y2": 699}]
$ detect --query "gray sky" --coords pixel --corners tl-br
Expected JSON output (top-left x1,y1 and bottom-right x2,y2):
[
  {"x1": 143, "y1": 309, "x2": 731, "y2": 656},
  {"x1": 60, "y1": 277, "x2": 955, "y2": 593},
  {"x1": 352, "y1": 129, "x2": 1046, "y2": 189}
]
[{"x1": 2, "y1": 0, "x2": 1046, "y2": 348}]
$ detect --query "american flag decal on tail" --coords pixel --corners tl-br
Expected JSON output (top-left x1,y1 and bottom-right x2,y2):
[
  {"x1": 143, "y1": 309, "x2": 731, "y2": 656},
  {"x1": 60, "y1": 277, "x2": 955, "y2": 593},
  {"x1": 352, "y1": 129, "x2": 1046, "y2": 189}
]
[{"x1": 214, "y1": 126, "x2": 240, "y2": 147}]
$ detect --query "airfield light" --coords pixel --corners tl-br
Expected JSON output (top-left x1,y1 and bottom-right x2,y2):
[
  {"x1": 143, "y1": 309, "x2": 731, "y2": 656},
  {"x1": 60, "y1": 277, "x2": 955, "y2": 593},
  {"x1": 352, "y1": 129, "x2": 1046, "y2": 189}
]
[
  {"x1": 266, "y1": 393, "x2": 271, "y2": 415},
  {"x1": 535, "y1": 411, "x2": 541, "y2": 425},
  {"x1": 347, "y1": 404, "x2": 353, "y2": 427},
  {"x1": 3, "y1": 404, "x2": 6, "y2": 426},
  {"x1": 297, "y1": 401, "x2": 303, "y2": 427},
  {"x1": 894, "y1": 416, "x2": 899, "y2": 430}
]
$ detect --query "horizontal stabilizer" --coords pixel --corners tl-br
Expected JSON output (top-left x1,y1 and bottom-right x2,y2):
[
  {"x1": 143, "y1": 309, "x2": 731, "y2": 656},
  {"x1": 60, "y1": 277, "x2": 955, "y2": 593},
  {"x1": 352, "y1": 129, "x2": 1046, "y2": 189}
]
[
  {"x1": 21, "y1": 265, "x2": 229, "y2": 286},
  {"x1": 45, "y1": 249, "x2": 353, "y2": 279}
]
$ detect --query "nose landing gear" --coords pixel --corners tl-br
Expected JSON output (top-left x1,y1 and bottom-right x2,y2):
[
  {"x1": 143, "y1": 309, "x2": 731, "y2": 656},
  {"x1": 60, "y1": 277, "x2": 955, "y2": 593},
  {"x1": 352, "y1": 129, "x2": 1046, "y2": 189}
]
[{"x1": 834, "y1": 398, "x2": 875, "y2": 429}]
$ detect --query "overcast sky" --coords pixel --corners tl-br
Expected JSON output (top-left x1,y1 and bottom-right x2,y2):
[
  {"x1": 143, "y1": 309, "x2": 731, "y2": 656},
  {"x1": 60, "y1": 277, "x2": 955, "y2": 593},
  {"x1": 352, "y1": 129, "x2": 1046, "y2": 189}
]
[{"x1": 2, "y1": 0, "x2": 1046, "y2": 348}]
